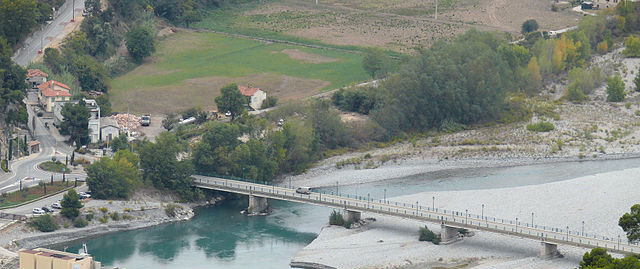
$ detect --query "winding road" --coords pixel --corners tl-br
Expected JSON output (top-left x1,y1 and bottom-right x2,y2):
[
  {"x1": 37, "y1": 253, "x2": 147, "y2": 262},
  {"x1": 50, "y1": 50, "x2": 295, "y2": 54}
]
[{"x1": 11, "y1": 0, "x2": 86, "y2": 67}]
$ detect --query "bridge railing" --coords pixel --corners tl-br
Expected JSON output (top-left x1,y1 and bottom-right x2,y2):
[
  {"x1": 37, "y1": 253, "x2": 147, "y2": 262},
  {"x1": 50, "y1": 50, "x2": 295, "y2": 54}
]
[{"x1": 192, "y1": 175, "x2": 638, "y2": 250}]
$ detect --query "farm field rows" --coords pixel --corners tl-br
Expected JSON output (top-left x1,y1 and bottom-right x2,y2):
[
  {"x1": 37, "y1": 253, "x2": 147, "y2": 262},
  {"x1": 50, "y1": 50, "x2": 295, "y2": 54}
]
[
  {"x1": 194, "y1": 0, "x2": 582, "y2": 52},
  {"x1": 110, "y1": 30, "x2": 368, "y2": 114}
]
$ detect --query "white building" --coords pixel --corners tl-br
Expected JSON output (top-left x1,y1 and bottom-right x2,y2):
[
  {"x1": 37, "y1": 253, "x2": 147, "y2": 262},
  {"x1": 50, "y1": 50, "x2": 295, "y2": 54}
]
[
  {"x1": 100, "y1": 117, "x2": 120, "y2": 143},
  {"x1": 238, "y1": 86, "x2": 267, "y2": 111},
  {"x1": 84, "y1": 99, "x2": 101, "y2": 144}
]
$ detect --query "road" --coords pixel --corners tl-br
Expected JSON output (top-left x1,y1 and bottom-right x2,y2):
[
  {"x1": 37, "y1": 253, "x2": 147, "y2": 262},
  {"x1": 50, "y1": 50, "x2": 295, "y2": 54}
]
[
  {"x1": 194, "y1": 175, "x2": 640, "y2": 256},
  {"x1": 11, "y1": 0, "x2": 86, "y2": 67},
  {"x1": 0, "y1": 92, "x2": 85, "y2": 194}
]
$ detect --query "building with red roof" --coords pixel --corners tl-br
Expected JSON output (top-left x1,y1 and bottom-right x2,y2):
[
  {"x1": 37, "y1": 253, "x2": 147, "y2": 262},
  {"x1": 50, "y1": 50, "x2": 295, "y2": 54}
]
[
  {"x1": 38, "y1": 80, "x2": 72, "y2": 112},
  {"x1": 238, "y1": 85, "x2": 267, "y2": 111},
  {"x1": 26, "y1": 69, "x2": 48, "y2": 88}
]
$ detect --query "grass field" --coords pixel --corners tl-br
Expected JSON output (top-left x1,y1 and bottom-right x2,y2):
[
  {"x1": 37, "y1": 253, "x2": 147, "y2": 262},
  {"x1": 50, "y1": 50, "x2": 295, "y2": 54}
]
[
  {"x1": 0, "y1": 181, "x2": 69, "y2": 208},
  {"x1": 193, "y1": 0, "x2": 581, "y2": 52},
  {"x1": 110, "y1": 30, "x2": 368, "y2": 114}
]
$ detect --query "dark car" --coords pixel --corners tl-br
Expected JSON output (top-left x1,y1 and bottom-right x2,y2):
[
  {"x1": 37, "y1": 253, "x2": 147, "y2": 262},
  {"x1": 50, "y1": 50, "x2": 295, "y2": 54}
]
[{"x1": 41, "y1": 206, "x2": 54, "y2": 213}]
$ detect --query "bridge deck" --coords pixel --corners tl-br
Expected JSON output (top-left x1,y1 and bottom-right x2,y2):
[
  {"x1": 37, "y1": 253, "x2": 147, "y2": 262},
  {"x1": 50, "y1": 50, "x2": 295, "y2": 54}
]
[{"x1": 193, "y1": 175, "x2": 639, "y2": 255}]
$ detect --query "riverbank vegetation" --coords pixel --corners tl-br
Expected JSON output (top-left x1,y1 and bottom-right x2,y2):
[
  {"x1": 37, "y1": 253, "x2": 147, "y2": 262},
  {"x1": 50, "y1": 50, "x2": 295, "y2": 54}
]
[{"x1": 418, "y1": 226, "x2": 440, "y2": 245}]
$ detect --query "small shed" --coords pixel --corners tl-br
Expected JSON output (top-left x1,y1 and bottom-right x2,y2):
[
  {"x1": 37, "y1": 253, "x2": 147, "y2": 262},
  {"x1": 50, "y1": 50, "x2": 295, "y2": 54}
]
[
  {"x1": 28, "y1": 140, "x2": 40, "y2": 153},
  {"x1": 100, "y1": 117, "x2": 120, "y2": 143}
]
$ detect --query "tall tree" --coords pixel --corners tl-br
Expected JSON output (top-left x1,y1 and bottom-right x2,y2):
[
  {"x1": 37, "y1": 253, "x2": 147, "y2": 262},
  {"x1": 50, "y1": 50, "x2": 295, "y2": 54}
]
[
  {"x1": 139, "y1": 132, "x2": 198, "y2": 200},
  {"x1": 215, "y1": 83, "x2": 245, "y2": 121},
  {"x1": 126, "y1": 25, "x2": 155, "y2": 63},
  {"x1": 362, "y1": 48, "x2": 393, "y2": 78},
  {"x1": 70, "y1": 54, "x2": 109, "y2": 92},
  {"x1": 619, "y1": 204, "x2": 640, "y2": 243},
  {"x1": 61, "y1": 189, "x2": 83, "y2": 219},
  {"x1": 0, "y1": 0, "x2": 38, "y2": 45},
  {"x1": 0, "y1": 37, "x2": 27, "y2": 116},
  {"x1": 606, "y1": 74, "x2": 626, "y2": 102},
  {"x1": 86, "y1": 151, "x2": 141, "y2": 199},
  {"x1": 521, "y1": 19, "x2": 539, "y2": 34},
  {"x1": 60, "y1": 101, "x2": 90, "y2": 148}
]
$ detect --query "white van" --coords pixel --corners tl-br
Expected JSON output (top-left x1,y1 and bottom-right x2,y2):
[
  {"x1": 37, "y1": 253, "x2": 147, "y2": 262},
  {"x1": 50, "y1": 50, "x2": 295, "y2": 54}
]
[{"x1": 296, "y1": 187, "x2": 311, "y2": 195}]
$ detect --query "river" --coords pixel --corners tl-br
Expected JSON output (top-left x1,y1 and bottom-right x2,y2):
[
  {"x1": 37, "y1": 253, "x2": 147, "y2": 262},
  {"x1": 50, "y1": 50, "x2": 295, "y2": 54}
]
[{"x1": 59, "y1": 158, "x2": 640, "y2": 268}]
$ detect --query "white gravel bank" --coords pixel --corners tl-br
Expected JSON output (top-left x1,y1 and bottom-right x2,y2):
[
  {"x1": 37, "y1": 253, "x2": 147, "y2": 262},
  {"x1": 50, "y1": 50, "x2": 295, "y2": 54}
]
[{"x1": 292, "y1": 166, "x2": 640, "y2": 268}]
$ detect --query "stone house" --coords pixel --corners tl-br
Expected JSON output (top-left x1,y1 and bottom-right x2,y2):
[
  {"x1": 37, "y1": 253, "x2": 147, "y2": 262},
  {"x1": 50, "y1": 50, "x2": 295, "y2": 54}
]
[
  {"x1": 26, "y1": 69, "x2": 48, "y2": 89},
  {"x1": 38, "y1": 80, "x2": 71, "y2": 112},
  {"x1": 238, "y1": 86, "x2": 267, "y2": 111}
]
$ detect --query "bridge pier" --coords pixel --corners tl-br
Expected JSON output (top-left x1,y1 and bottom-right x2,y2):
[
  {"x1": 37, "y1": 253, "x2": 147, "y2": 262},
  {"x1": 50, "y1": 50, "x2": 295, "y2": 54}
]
[
  {"x1": 248, "y1": 195, "x2": 269, "y2": 215},
  {"x1": 540, "y1": 241, "x2": 561, "y2": 259},
  {"x1": 440, "y1": 225, "x2": 462, "y2": 245},
  {"x1": 344, "y1": 210, "x2": 361, "y2": 223}
]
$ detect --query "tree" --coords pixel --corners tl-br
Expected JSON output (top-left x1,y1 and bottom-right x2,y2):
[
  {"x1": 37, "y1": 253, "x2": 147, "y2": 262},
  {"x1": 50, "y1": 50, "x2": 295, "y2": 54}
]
[
  {"x1": 606, "y1": 74, "x2": 626, "y2": 102},
  {"x1": 59, "y1": 101, "x2": 90, "y2": 148},
  {"x1": 619, "y1": 204, "x2": 640, "y2": 243},
  {"x1": 215, "y1": 83, "x2": 246, "y2": 121},
  {"x1": 362, "y1": 48, "x2": 392, "y2": 78},
  {"x1": 126, "y1": 25, "x2": 155, "y2": 63},
  {"x1": 139, "y1": 132, "x2": 199, "y2": 200},
  {"x1": 623, "y1": 35, "x2": 640, "y2": 58},
  {"x1": 110, "y1": 133, "x2": 129, "y2": 151},
  {"x1": 580, "y1": 247, "x2": 640, "y2": 268},
  {"x1": 70, "y1": 55, "x2": 109, "y2": 92},
  {"x1": 96, "y1": 94, "x2": 112, "y2": 115},
  {"x1": 192, "y1": 122, "x2": 241, "y2": 175},
  {"x1": 523, "y1": 56, "x2": 542, "y2": 95},
  {"x1": 0, "y1": 38, "x2": 28, "y2": 115},
  {"x1": 86, "y1": 151, "x2": 141, "y2": 199},
  {"x1": 0, "y1": 0, "x2": 38, "y2": 45},
  {"x1": 43, "y1": 48, "x2": 64, "y2": 74},
  {"x1": 521, "y1": 19, "x2": 539, "y2": 34},
  {"x1": 61, "y1": 189, "x2": 83, "y2": 219}
]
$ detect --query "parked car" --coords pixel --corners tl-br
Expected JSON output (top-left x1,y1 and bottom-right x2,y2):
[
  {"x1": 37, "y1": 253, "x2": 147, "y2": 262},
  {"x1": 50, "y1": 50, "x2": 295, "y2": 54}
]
[
  {"x1": 32, "y1": 208, "x2": 45, "y2": 215},
  {"x1": 41, "y1": 206, "x2": 54, "y2": 213},
  {"x1": 296, "y1": 187, "x2": 312, "y2": 195},
  {"x1": 51, "y1": 202, "x2": 62, "y2": 209},
  {"x1": 79, "y1": 192, "x2": 91, "y2": 199},
  {"x1": 141, "y1": 115, "x2": 151, "y2": 126},
  {"x1": 225, "y1": 111, "x2": 231, "y2": 117}
]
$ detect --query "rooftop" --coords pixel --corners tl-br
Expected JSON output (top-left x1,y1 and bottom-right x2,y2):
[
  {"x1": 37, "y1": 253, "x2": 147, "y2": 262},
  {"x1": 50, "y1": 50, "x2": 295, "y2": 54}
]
[
  {"x1": 27, "y1": 69, "x2": 48, "y2": 78},
  {"x1": 38, "y1": 80, "x2": 72, "y2": 97},
  {"x1": 238, "y1": 86, "x2": 261, "y2": 97}
]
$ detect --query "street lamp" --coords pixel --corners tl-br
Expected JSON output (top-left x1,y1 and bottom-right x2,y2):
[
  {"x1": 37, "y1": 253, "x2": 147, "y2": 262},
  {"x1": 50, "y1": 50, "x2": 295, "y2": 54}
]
[
  {"x1": 482, "y1": 204, "x2": 484, "y2": 219},
  {"x1": 582, "y1": 221, "x2": 585, "y2": 236},
  {"x1": 432, "y1": 196, "x2": 435, "y2": 211},
  {"x1": 383, "y1": 189, "x2": 386, "y2": 203},
  {"x1": 531, "y1": 212, "x2": 534, "y2": 227},
  {"x1": 465, "y1": 209, "x2": 468, "y2": 224},
  {"x1": 336, "y1": 181, "x2": 339, "y2": 196}
]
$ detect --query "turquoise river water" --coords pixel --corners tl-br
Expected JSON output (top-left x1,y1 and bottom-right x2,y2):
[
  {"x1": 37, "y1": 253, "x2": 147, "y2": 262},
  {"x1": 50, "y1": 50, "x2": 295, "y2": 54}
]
[{"x1": 58, "y1": 158, "x2": 640, "y2": 268}]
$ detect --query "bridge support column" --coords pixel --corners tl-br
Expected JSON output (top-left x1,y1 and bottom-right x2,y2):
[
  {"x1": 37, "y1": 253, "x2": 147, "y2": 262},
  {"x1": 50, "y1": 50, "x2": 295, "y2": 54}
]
[
  {"x1": 344, "y1": 210, "x2": 361, "y2": 223},
  {"x1": 248, "y1": 195, "x2": 268, "y2": 215},
  {"x1": 440, "y1": 225, "x2": 461, "y2": 245},
  {"x1": 539, "y1": 242, "x2": 561, "y2": 259}
]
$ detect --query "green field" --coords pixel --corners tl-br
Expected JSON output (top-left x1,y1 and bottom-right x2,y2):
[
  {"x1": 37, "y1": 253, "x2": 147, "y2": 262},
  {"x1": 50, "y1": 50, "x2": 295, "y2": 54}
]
[{"x1": 110, "y1": 30, "x2": 368, "y2": 114}]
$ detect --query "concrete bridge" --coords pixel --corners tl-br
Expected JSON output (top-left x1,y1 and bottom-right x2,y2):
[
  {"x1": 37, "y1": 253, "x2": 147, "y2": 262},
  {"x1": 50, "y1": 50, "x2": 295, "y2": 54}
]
[{"x1": 193, "y1": 175, "x2": 640, "y2": 258}]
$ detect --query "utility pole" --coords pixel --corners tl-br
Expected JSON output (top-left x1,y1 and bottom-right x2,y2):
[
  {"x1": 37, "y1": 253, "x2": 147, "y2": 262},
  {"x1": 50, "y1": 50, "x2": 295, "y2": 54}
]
[{"x1": 71, "y1": 0, "x2": 76, "y2": 22}]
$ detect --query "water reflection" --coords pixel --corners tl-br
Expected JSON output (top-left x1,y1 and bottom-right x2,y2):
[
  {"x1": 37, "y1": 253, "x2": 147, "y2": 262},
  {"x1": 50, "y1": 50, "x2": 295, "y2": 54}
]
[{"x1": 61, "y1": 200, "x2": 318, "y2": 269}]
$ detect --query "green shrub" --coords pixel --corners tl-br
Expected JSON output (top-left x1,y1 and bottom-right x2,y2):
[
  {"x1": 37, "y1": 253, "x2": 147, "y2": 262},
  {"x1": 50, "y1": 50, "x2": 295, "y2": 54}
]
[
  {"x1": 329, "y1": 210, "x2": 345, "y2": 226},
  {"x1": 124, "y1": 208, "x2": 132, "y2": 212},
  {"x1": 29, "y1": 214, "x2": 57, "y2": 232},
  {"x1": 63, "y1": 222, "x2": 70, "y2": 228},
  {"x1": 1, "y1": 159, "x2": 7, "y2": 172},
  {"x1": 606, "y1": 74, "x2": 626, "y2": 102},
  {"x1": 73, "y1": 218, "x2": 88, "y2": 228},
  {"x1": 418, "y1": 226, "x2": 440, "y2": 244},
  {"x1": 98, "y1": 216, "x2": 109, "y2": 223},
  {"x1": 110, "y1": 212, "x2": 120, "y2": 221},
  {"x1": 526, "y1": 122, "x2": 555, "y2": 132},
  {"x1": 99, "y1": 207, "x2": 108, "y2": 214},
  {"x1": 85, "y1": 214, "x2": 93, "y2": 221},
  {"x1": 122, "y1": 214, "x2": 134, "y2": 220},
  {"x1": 165, "y1": 203, "x2": 182, "y2": 217}
]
